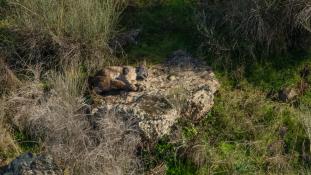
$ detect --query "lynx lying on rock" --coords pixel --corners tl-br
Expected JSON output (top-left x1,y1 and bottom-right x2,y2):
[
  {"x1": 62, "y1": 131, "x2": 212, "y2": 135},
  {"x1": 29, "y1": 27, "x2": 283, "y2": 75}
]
[{"x1": 88, "y1": 65, "x2": 148, "y2": 95}]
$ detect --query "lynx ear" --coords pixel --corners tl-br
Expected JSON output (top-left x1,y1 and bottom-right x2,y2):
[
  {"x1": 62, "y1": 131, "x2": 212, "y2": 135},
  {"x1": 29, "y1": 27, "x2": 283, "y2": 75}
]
[
  {"x1": 136, "y1": 61, "x2": 148, "y2": 81},
  {"x1": 137, "y1": 60, "x2": 147, "y2": 68},
  {"x1": 122, "y1": 67, "x2": 130, "y2": 75}
]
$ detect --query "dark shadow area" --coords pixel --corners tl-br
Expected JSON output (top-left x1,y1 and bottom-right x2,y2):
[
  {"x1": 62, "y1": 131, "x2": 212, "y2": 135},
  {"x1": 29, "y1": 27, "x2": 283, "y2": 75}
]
[{"x1": 120, "y1": 0, "x2": 201, "y2": 63}]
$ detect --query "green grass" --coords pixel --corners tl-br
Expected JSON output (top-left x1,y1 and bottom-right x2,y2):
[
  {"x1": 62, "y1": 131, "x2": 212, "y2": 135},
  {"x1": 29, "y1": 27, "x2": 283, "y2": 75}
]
[
  {"x1": 140, "y1": 70, "x2": 311, "y2": 174},
  {"x1": 245, "y1": 52, "x2": 311, "y2": 91},
  {"x1": 1, "y1": 0, "x2": 311, "y2": 174},
  {"x1": 160, "y1": 82, "x2": 310, "y2": 175},
  {"x1": 122, "y1": 1, "x2": 311, "y2": 174},
  {"x1": 121, "y1": 0, "x2": 199, "y2": 63},
  {"x1": 13, "y1": 130, "x2": 40, "y2": 153}
]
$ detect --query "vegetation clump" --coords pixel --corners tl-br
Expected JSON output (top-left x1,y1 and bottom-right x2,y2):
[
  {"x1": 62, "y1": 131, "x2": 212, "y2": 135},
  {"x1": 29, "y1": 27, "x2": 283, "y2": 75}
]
[
  {"x1": 0, "y1": 0, "x2": 311, "y2": 174},
  {"x1": 9, "y1": 0, "x2": 125, "y2": 47},
  {"x1": 198, "y1": 0, "x2": 311, "y2": 59}
]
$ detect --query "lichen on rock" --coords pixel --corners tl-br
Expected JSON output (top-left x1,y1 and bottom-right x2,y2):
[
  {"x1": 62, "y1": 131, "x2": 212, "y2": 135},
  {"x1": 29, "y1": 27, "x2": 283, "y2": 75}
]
[{"x1": 90, "y1": 50, "x2": 220, "y2": 139}]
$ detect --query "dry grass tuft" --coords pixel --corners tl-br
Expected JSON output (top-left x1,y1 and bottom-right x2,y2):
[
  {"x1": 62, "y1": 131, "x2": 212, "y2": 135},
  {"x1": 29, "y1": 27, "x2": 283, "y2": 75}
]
[
  {"x1": 2, "y1": 61, "x2": 142, "y2": 174},
  {"x1": 198, "y1": 0, "x2": 311, "y2": 59},
  {"x1": 5, "y1": 0, "x2": 126, "y2": 72},
  {"x1": 1, "y1": 1, "x2": 135, "y2": 172},
  {"x1": 167, "y1": 84, "x2": 189, "y2": 113},
  {"x1": 297, "y1": 4, "x2": 311, "y2": 32},
  {"x1": 0, "y1": 98, "x2": 21, "y2": 166},
  {"x1": 0, "y1": 57, "x2": 21, "y2": 94},
  {"x1": 298, "y1": 106, "x2": 311, "y2": 155},
  {"x1": 8, "y1": 0, "x2": 126, "y2": 48}
]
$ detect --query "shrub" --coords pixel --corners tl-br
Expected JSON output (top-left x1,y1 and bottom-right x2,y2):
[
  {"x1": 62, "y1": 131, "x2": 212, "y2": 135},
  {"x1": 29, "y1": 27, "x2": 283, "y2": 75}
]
[
  {"x1": 2, "y1": 61, "x2": 141, "y2": 175},
  {"x1": 0, "y1": 98, "x2": 21, "y2": 165},
  {"x1": 0, "y1": 56, "x2": 21, "y2": 95},
  {"x1": 198, "y1": 0, "x2": 311, "y2": 59},
  {"x1": 9, "y1": 0, "x2": 126, "y2": 49},
  {"x1": 4, "y1": 0, "x2": 126, "y2": 72}
]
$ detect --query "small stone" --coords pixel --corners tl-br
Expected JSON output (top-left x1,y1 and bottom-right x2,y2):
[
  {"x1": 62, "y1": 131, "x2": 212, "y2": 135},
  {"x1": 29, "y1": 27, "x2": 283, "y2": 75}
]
[{"x1": 167, "y1": 75, "x2": 176, "y2": 81}]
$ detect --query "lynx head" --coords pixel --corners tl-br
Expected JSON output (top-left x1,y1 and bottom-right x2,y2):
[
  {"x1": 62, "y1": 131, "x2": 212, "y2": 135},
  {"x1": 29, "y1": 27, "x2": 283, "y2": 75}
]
[
  {"x1": 136, "y1": 64, "x2": 148, "y2": 81},
  {"x1": 122, "y1": 67, "x2": 130, "y2": 75}
]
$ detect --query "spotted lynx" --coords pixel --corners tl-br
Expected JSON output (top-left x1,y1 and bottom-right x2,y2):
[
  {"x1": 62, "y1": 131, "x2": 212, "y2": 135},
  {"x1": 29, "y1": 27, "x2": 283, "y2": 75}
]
[{"x1": 88, "y1": 65, "x2": 148, "y2": 95}]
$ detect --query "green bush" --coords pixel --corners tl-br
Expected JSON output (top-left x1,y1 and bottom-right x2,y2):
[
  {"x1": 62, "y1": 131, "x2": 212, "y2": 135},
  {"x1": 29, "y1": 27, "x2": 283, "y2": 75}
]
[{"x1": 198, "y1": 0, "x2": 311, "y2": 59}]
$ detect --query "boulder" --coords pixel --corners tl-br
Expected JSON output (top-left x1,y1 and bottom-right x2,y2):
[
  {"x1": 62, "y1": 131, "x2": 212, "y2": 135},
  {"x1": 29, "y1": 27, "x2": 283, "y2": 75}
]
[
  {"x1": 90, "y1": 51, "x2": 220, "y2": 139},
  {"x1": 0, "y1": 153, "x2": 62, "y2": 175}
]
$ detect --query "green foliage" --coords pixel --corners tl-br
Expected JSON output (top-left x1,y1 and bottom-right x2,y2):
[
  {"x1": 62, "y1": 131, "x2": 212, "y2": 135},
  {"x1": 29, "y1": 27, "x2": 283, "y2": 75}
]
[
  {"x1": 166, "y1": 163, "x2": 196, "y2": 175},
  {"x1": 13, "y1": 130, "x2": 40, "y2": 153},
  {"x1": 182, "y1": 124, "x2": 198, "y2": 140},
  {"x1": 123, "y1": 2, "x2": 311, "y2": 174},
  {"x1": 155, "y1": 139, "x2": 197, "y2": 175},
  {"x1": 181, "y1": 83, "x2": 310, "y2": 174},
  {"x1": 0, "y1": 128, "x2": 21, "y2": 164},
  {"x1": 207, "y1": 51, "x2": 311, "y2": 93},
  {"x1": 147, "y1": 79, "x2": 311, "y2": 174},
  {"x1": 245, "y1": 53, "x2": 311, "y2": 91},
  {"x1": 1, "y1": 0, "x2": 311, "y2": 174},
  {"x1": 122, "y1": 0, "x2": 199, "y2": 62}
]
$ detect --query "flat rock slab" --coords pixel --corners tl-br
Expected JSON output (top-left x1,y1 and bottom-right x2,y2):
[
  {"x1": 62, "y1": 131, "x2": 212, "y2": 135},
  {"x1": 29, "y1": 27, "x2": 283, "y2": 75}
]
[
  {"x1": 91, "y1": 52, "x2": 220, "y2": 139},
  {"x1": 91, "y1": 66, "x2": 219, "y2": 139}
]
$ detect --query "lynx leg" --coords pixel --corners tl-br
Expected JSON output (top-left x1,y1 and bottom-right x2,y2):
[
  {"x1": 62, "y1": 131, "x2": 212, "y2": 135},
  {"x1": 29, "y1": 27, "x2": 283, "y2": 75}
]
[
  {"x1": 110, "y1": 79, "x2": 128, "y2": 90},
  {"x1": 97, "y1": 76, "x2": 111, "y2": 93},
  {"x1": 129, "y1": 83, "x2": 138, "y2": 91}
]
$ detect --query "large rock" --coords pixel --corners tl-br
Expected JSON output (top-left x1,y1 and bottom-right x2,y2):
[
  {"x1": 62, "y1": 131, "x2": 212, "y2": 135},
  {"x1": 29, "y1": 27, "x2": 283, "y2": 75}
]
[
  {"x1": 0, "y1": 153, "x2": 62, "y2": 175},
  {"x1": 90, "y1": 51, "x2": 220, "y2": 139}
]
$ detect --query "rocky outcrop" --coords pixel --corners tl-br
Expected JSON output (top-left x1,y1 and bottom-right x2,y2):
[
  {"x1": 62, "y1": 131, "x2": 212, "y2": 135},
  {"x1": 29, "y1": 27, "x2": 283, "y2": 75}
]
[
  {"x1": 0, "y1": 153, "x2": 62, "y2": 175},
  {"x1": 0, "y1": 51, "x2": 219, "y2": 174},
  {"x1": 90, "y1": 50, "x2": 220, "y2": 139}
]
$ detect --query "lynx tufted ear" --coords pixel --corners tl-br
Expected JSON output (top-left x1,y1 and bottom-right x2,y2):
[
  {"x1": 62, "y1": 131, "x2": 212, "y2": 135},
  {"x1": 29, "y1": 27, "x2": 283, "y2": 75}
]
[{"x1": 122, "y1": 67, "x2": 130, "y2": 75}]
